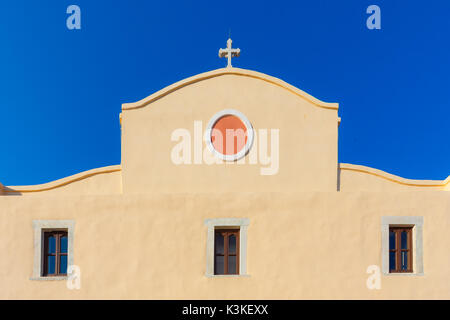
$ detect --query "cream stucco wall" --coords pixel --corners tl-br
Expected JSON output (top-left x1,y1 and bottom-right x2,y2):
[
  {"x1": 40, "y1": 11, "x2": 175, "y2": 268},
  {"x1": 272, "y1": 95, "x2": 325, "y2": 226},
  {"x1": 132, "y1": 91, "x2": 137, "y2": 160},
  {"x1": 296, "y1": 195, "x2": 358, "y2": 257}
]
[
  {"x1": 0, "y1": 68, "x2": 449, "y2": 299},
  {"x1": 0, "y1": 192, "x2": 449, "y2": 299},
  {"x1": 121, "y1": 68, "x2": 339, "y2": 193}
]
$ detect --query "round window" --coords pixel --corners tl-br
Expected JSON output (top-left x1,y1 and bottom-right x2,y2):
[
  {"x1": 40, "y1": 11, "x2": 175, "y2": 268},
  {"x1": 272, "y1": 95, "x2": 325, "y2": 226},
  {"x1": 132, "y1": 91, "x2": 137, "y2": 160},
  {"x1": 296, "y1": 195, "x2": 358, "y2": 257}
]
[{"x1": 206, "y1": 109, "x2": 254, "y2": 161}]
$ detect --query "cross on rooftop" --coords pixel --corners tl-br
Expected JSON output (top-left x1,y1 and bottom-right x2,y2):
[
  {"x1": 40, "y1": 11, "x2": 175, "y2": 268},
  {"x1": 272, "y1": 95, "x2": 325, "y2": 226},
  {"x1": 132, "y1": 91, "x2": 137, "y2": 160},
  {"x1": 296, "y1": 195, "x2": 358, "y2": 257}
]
[{"x1": 219, "y1": 38, "x2": 240, "y2": 68}]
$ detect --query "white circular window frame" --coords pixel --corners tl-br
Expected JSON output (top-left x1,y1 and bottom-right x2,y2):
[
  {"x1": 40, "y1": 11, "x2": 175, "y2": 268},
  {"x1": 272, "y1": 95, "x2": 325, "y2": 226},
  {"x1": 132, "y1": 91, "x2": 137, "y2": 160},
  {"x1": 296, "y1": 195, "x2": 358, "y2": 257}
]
[{"x1": 205, "y1": 109, "x2": 254, "y2": 161}]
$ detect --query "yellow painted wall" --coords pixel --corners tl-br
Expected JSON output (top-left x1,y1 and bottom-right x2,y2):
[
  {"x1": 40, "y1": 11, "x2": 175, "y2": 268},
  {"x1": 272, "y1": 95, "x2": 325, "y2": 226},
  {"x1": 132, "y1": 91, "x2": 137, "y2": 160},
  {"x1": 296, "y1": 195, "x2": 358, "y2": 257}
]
[
  {"x1": 0, "y1": 192, "x2": 449, "y2": 299},
  {"x1": 0, "y1": 68, "x2": 449, "y2": 299},
  {"x1": 121, "y1": 68, "x2": 339, "y2": 193}
]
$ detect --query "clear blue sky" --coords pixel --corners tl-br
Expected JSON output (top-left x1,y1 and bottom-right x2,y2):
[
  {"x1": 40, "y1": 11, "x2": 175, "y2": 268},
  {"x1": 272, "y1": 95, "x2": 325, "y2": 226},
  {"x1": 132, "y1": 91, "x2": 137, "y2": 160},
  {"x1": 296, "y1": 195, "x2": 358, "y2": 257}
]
[{"x1": 1, "y1": 0, "x2": 449, "y2": 185}]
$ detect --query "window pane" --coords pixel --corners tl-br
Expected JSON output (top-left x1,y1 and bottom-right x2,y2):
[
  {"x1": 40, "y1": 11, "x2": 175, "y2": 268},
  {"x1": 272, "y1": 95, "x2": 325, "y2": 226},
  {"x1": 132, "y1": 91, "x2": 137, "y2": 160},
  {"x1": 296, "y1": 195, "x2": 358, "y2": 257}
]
[
  {"x1": 401, "y1": 251, "x2": 408, "y2": 270},
  {"x1": 389, "y1": 231, "x2": 396, "y2": 250},
  {"x1": 215, "y1": 233, "x2": 224, "y2": 255},
  {"x1": 401, "y1": 231, "x2": 408, "y2": 250},
  {"x1": 228, "y1": 255, "x2": 237, "y2": 274},
  {"x1": 389, "y1": 251, "x2": 396, "y2": 271},
  {"x1": 60, "y1": 255, "x2": 67, "y2": 274},
  {"x1": 47, "y1": 235, "x2": 56, "y2": 254},
  {"x1": 215, "y1": 255, "x2": 224, "y2": 275},
  {"x1": 60, "y1": 236, "x2": 68, "y2": 254},
  {"x1": 228, "y1": 234, "x2": 236, "y2": 254},
  {"x1": 47, "y1": 255, "x2": 55, "y2": 275}
]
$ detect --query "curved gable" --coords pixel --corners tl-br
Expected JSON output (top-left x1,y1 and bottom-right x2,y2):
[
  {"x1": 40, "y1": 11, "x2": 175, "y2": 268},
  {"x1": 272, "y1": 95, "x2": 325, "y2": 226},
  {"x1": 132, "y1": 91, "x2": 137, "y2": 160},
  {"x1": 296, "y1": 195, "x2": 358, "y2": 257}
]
[
  {"x1": 122, "y1": 67, "x2": 339, "y2": 111},
  {"x1": 1, "y1": 166, "x2": 122, "y2": 196},
  {"x1": 120, "y1": 68, "x2": 340, "y2": 194},
  {"x1": 340, "y1": 163, "x2": 450, "y2": 191}
]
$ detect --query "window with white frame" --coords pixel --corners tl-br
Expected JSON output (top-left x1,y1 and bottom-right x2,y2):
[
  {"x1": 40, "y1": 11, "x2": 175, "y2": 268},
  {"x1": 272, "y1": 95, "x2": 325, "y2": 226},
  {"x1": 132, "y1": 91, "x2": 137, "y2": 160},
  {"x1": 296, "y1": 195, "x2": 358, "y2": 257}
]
[
  {"x1": 204, "y1": 218, "x2": 249, "y2": 277},
  {"x1": 381, "y1": 216, "x2": 423, "y2": 276},
  {"x1": 31, "y1": 220, "x2": 75, "y2": 280}
]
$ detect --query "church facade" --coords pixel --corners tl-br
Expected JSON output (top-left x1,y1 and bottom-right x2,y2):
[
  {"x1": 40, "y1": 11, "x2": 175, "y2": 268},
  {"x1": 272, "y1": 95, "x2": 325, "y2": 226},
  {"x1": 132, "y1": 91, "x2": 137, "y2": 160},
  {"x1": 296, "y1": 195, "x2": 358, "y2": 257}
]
[{"x1": 1, "y1": 42, "x2": 449, "y2": 299}]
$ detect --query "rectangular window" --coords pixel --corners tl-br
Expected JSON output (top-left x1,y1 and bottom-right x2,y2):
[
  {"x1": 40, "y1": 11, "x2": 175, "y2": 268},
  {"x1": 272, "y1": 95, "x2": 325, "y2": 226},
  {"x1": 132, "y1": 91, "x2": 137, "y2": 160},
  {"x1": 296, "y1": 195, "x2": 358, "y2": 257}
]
[
  {"x1": 214, "y1": 229, "x2": 239, "y2": 275},
  {"x1": 43, "y1": 230, "x2": 68, "y2": 277},
  {"x1": 389, "y1": 227, "x2": 413, "y2": 273}
]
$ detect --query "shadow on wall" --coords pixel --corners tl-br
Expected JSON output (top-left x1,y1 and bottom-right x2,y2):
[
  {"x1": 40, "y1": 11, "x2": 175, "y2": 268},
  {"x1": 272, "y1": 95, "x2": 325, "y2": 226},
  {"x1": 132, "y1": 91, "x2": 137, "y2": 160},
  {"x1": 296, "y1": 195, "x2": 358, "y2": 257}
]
[
  {"x1": 337, "y1": 164, "x2": 341, "y2": 192},
  {"x1": 0, "y1": 186, "x2": 22, "y2": 196}
]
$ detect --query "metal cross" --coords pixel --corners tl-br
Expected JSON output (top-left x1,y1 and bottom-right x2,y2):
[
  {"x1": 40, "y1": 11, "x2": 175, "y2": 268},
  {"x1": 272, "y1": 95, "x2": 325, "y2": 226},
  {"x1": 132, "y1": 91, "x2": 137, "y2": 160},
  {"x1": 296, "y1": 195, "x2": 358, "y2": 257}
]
[{"x1": 219, "y1": 38, "x2": 240, "y2": 68}]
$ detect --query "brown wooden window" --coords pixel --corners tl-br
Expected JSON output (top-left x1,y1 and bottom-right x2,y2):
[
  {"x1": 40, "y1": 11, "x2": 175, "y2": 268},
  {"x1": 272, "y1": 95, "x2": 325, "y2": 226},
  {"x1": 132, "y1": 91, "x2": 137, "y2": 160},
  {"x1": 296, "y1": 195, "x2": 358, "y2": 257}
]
[
  {"x1": 389, "y1": 227, "x2": 413, "y2": 273},
  {"x1": 43, "y1": 230, "x2": 68, "y2": 276},
  {"x1": 214, "y1": 229, "x2": 239, "y2": 275}
]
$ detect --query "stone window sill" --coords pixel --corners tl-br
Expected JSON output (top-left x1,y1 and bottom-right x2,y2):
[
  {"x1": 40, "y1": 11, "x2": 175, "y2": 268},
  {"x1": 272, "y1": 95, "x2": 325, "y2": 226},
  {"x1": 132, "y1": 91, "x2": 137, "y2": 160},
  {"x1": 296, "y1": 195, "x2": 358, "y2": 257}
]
[
  {"x1": 382, "y1": 273, "x2": 424, "y2": 277},
  {"x1": 205, "y1": 274, "x2": 250, "y2": 278},
  {"x1": 30, "y1": 276, "x2": 68, "y2": 281}
]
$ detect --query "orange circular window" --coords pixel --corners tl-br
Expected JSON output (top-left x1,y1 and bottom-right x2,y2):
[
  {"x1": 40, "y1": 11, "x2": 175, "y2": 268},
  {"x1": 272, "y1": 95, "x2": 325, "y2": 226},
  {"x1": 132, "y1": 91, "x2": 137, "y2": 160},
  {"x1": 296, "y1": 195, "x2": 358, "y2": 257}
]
[{"x1": 206, "y1": 110, "x2": 254, "y2": 161}]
